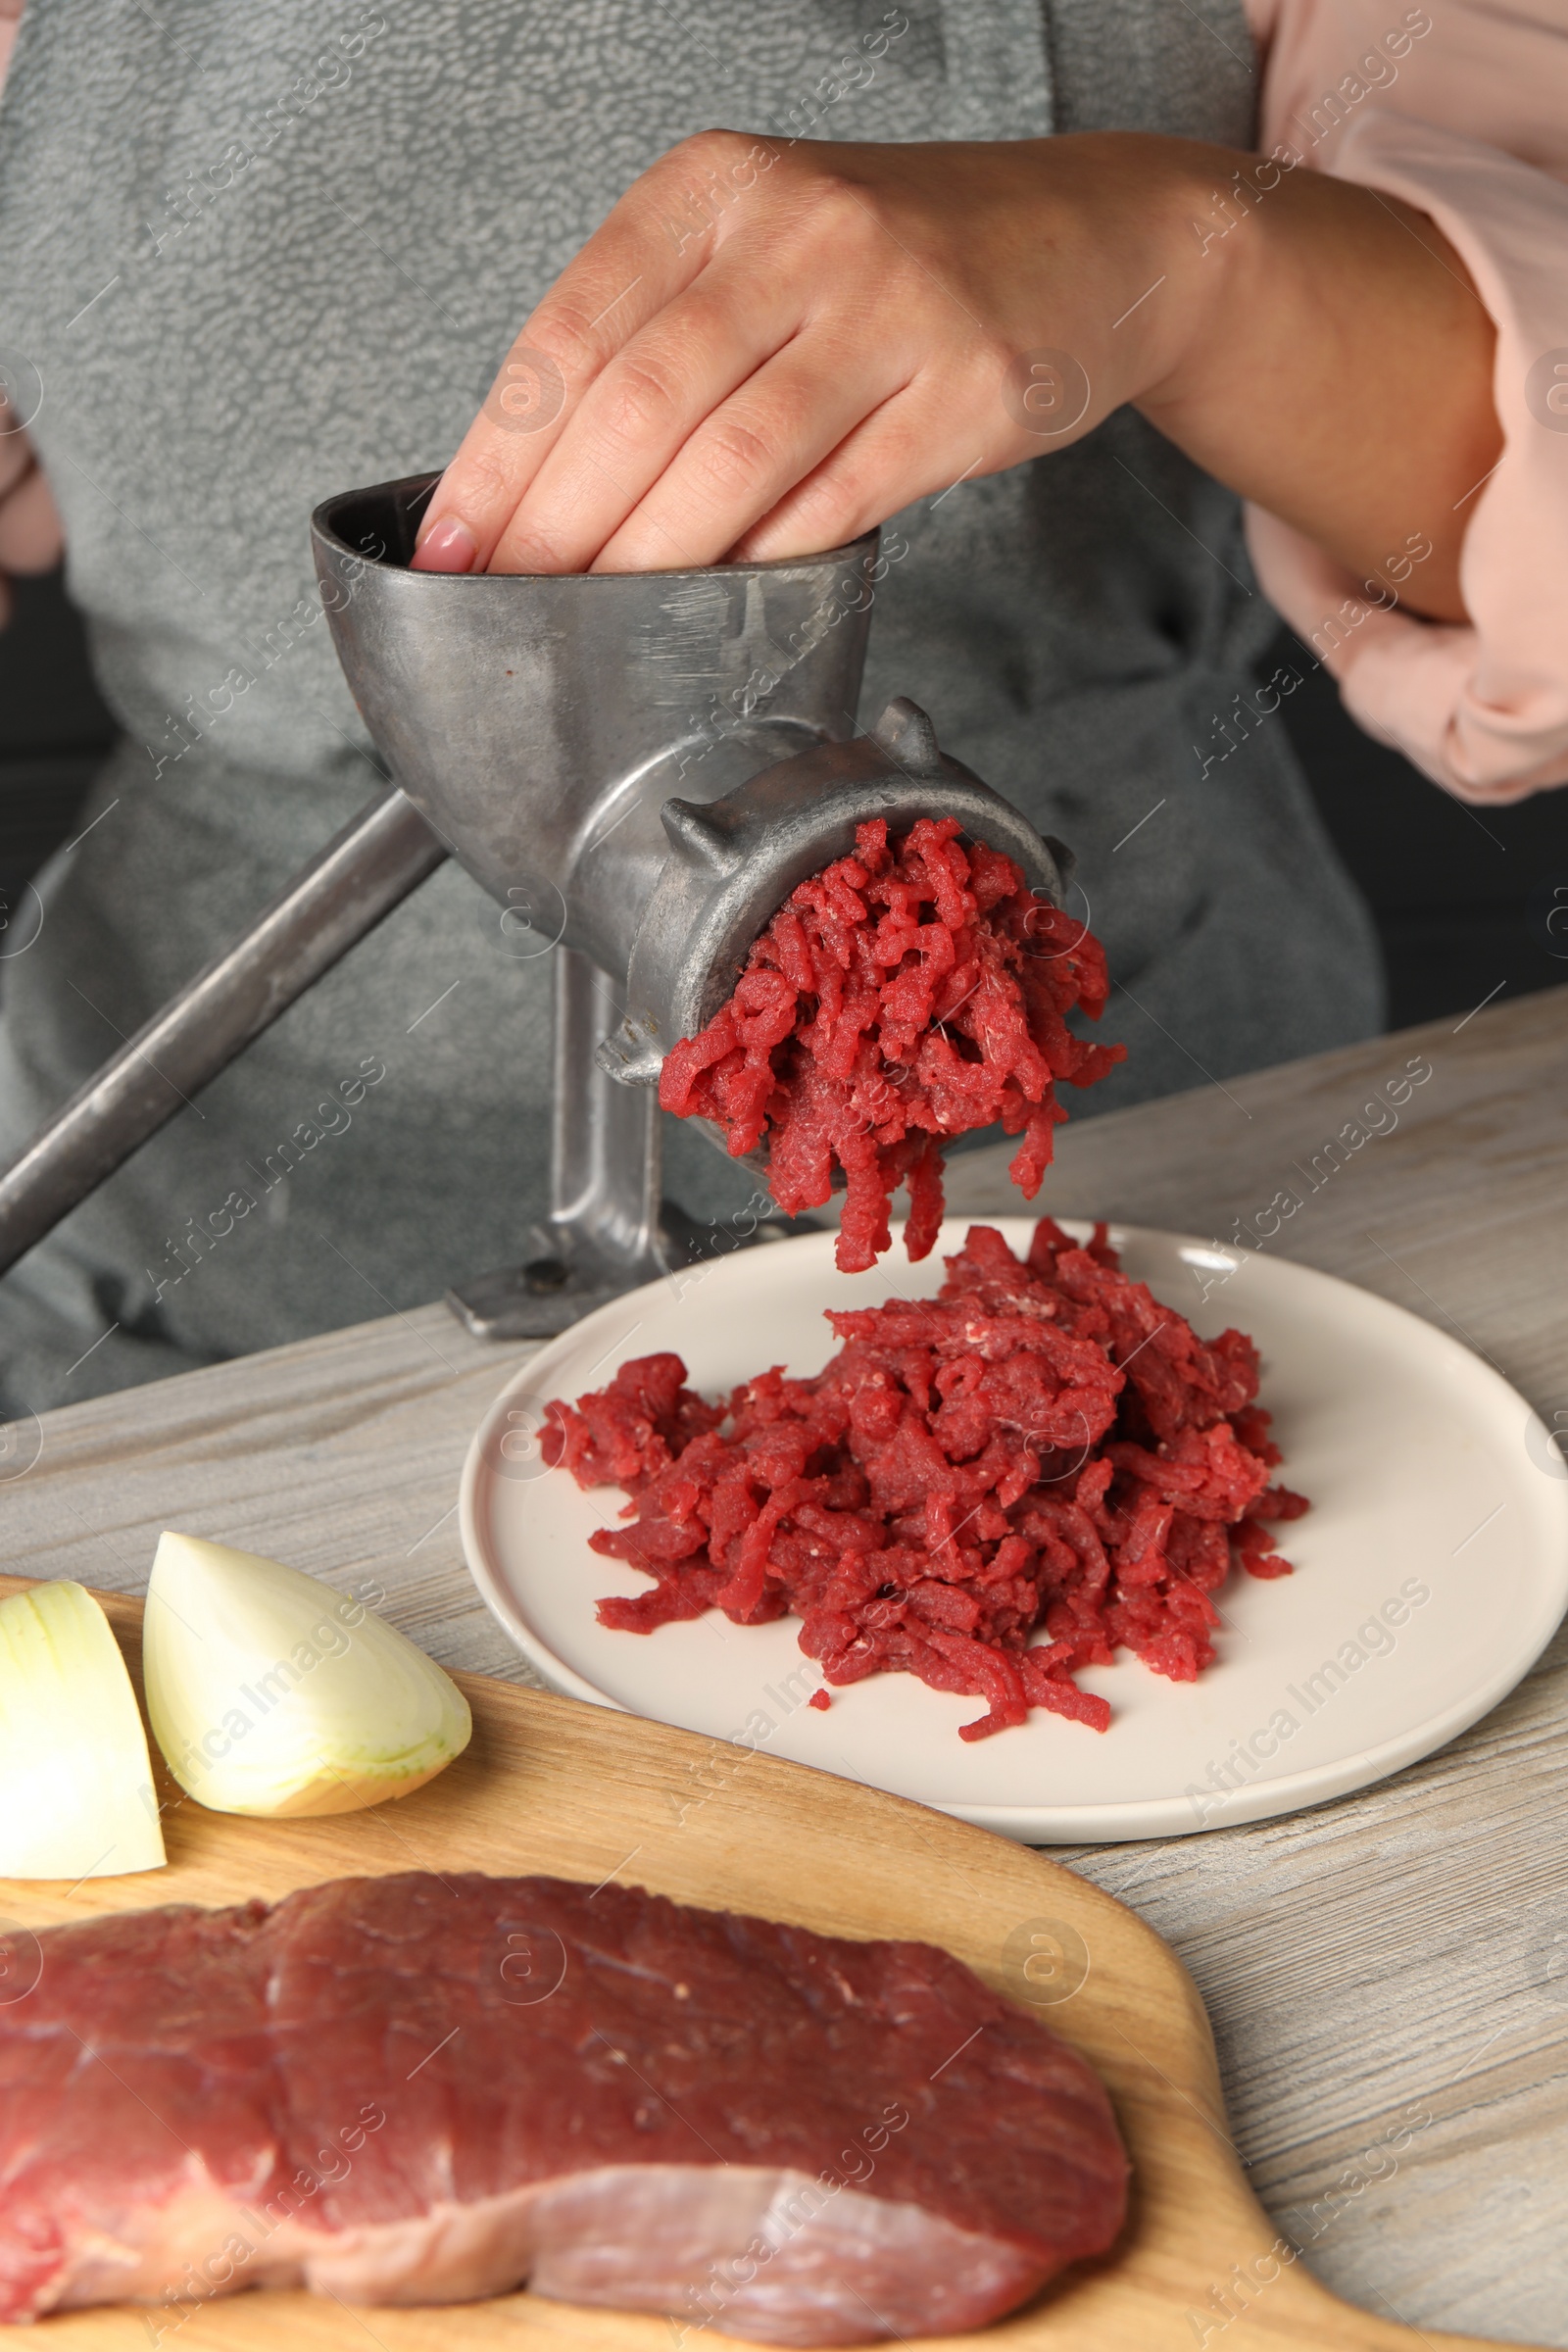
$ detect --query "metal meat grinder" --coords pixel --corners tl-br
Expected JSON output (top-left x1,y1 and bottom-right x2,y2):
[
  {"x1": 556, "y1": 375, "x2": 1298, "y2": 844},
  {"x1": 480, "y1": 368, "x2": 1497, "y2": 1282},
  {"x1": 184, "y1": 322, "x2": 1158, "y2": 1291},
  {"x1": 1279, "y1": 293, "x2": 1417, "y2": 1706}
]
[{"x1": 0, "y1": 472, "x2": 1070, "y2": 1340}]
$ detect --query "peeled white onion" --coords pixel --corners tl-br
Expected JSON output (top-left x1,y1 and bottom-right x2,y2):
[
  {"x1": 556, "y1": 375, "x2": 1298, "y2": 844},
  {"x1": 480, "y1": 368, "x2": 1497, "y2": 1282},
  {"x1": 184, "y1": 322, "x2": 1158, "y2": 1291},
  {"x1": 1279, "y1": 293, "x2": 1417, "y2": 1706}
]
[
  {"x1": 0, "y1": 1581, "x2": 167, "y2": 1879},
  {"x1": 144, "y1": 1532, "x2": 471, "y2": 1818}
]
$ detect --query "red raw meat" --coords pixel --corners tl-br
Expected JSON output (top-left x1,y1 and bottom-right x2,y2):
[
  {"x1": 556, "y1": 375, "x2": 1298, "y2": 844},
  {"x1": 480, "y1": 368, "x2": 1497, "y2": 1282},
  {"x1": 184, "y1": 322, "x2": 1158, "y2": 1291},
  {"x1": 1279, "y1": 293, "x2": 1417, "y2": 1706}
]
[
  {"x1": 546, "y1": 1221, "x2": 1306, "y2": 1739},
  {"x1": 0, "y1": 1873, "x2": 1128, "y2": 2343},
  {"x1": 659, "y1": 818, "x2": 1124, "y2": 1272}
]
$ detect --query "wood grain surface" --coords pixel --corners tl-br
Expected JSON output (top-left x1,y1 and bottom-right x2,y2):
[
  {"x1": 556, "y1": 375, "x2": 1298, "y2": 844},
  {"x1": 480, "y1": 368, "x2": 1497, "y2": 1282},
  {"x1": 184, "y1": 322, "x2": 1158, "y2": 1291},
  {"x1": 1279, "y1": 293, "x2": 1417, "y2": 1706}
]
[
  {"x1": 3, "y1": 991, "x2": 1566, "y2": 2345},
  {"x1": 0, "y1": 1577, "x2": 1536, "y2": 2352}
]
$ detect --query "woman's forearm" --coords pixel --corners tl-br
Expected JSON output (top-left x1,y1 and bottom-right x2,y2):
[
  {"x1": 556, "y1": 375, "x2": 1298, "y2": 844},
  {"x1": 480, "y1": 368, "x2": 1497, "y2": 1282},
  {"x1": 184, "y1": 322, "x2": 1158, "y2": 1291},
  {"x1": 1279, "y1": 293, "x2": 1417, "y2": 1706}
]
[{"x1": 1128, "y1": 139, "x2": 1499, "y2": 623}]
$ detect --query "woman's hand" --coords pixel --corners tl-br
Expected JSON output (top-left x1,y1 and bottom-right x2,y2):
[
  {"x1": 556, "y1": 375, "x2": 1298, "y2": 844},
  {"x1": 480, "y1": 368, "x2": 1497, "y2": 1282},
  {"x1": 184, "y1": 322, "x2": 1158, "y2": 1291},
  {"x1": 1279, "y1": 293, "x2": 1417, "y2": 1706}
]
[
  {"x1": 0, "y1": 404, "x2": 63, "y2": 628},
  {"x1": 413, "y1": 129, "x2": 1499, "y2": 623}
]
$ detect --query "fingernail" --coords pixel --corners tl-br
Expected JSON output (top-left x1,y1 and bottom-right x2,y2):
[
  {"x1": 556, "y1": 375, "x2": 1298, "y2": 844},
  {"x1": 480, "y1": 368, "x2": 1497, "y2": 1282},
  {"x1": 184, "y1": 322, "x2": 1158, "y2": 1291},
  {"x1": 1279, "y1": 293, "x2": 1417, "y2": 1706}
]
[{"x1": 411, "y1": 514, "x2": 478, "y2": 573}]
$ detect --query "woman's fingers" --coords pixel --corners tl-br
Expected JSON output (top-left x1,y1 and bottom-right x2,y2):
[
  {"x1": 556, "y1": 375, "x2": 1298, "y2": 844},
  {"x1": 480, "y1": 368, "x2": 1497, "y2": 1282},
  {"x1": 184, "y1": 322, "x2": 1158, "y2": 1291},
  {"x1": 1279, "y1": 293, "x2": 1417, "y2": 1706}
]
[
  {"x1": 0, "y1": 428, "x2": 64, "y2": 633},
  {"x1": 412, "y1": 133, "x2": 770, "y2": 573},
  {"x1": 0, "y1": 413, "x2": 34, "y2": 498},
  {"x1": 0, "y1": 450, "x2": 63, "y2": 574},
  {"x1": 587, "y1": 327, "x2": 915, "y2": 573},
  {"x1": 727, "y1": 379, "x2": 977, "y2": 564},
  {"x1": 484, "y1": 269, "x2": 810, "y2": 575}
]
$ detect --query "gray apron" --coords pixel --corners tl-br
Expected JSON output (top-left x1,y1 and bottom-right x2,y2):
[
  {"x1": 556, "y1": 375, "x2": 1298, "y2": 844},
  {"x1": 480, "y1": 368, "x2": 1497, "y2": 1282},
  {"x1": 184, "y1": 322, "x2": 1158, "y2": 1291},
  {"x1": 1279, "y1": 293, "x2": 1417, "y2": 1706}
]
[{"x1": 0, "y1": 0, "x2": 1380, "y2": 1412}]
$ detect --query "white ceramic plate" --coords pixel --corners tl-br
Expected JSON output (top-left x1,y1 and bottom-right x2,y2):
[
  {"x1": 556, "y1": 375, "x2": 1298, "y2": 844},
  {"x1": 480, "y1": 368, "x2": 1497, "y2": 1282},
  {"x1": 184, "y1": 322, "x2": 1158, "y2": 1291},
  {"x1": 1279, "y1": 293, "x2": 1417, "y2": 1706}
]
[{"x1": 460, "y1": 1220, "x2": 1568, "y2": 1843}]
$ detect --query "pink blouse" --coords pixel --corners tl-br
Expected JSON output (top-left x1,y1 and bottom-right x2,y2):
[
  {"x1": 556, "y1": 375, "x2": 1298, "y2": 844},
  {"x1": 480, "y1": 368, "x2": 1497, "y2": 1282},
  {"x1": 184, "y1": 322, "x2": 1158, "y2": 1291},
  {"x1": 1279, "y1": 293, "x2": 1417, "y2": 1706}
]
[
  {"x1": 2, "y1": 3, "x2": 1563, "y2": 800},
  {"x1": 1245, "y1": 0, "x2": 1568, "y2": 801}
]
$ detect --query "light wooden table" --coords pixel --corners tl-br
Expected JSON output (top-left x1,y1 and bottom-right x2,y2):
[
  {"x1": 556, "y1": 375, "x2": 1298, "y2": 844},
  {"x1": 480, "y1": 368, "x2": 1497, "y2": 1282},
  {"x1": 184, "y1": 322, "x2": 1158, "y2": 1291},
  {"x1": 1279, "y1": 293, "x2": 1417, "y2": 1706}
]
[{"x1": 4, "y1": 989, "x2": 1566, "y2": 2347}]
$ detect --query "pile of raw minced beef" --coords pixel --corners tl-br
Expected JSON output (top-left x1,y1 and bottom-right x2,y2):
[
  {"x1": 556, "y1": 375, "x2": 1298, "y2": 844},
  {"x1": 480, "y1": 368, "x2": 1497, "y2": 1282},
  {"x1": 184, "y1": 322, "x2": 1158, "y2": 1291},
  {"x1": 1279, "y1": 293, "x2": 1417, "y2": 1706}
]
[
  {"x1": 543, "y1": 1220, "x2": 1307, "y2": 1740},
  {"x1": 546, "y1": 818, "x2": 1305, "y2": 1738}
]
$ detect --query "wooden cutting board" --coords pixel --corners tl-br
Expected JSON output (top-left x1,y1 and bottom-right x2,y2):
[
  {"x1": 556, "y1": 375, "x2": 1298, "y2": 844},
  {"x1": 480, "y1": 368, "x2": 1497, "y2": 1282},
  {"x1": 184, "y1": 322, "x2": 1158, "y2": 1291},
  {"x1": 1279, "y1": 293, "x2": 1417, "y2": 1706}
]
[{"x1": 0, "y1": 1577, "x2": 1528, "y2": 2352}]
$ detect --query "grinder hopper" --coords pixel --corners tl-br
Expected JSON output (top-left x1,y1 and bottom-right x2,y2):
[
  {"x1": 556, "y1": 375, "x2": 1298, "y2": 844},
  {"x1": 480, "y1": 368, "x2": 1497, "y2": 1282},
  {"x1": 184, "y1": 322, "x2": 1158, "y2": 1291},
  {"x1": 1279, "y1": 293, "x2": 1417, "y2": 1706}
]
[{"x1": 0, "y1": 472, "x2": 1071, "y2": 1342}]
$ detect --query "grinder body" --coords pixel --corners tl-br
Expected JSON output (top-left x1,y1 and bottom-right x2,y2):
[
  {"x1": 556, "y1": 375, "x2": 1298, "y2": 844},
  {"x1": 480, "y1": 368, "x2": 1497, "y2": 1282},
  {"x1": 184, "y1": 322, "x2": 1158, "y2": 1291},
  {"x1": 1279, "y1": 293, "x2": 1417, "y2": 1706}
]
[
  {"x1": 311, "y1": 475, "x2": 1070, "y2": 1336},
  {"x1": 311, "y1": 475, "x2": 1068, "y2": 1072},
  {"x1": 0, "y1": 474, "x2": 1071, "y2": 1338}
]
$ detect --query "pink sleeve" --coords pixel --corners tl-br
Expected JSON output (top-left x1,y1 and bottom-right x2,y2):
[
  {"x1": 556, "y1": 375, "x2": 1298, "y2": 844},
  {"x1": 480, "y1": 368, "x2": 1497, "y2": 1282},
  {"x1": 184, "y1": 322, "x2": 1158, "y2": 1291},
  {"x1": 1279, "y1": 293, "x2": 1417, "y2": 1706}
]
[{"x1": 1240, "y1": 1, "x2": 1568, "y2": 803}]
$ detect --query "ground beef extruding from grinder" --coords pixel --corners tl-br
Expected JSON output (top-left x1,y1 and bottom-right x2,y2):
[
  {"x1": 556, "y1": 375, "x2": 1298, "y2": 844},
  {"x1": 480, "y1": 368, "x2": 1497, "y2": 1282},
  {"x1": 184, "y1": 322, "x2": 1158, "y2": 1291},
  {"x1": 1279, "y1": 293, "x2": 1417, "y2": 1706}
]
[
  {"x1": 544, "y1": 1221, "x2": 1309, "y2": 1741},
  {"x1": 658, "y1": 817, "x2": 1125, "y2": 1273}
]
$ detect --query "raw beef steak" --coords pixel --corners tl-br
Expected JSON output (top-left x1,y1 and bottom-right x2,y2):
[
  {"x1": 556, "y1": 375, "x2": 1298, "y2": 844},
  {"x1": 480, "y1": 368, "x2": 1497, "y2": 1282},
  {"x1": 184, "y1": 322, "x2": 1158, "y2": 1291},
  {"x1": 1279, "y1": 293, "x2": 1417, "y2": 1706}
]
[{"x1": 0, "y1": 1872, "x2": 1128, "y2": 2342}]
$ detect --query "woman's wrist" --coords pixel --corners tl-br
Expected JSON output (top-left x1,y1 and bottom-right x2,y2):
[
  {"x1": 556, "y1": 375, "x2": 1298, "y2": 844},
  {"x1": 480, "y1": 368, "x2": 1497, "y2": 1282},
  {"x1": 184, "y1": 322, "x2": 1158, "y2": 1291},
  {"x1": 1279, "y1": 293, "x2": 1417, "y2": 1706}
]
[{"x1": 999, "y1": 133, "x2": 1240, "y2": 423}]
